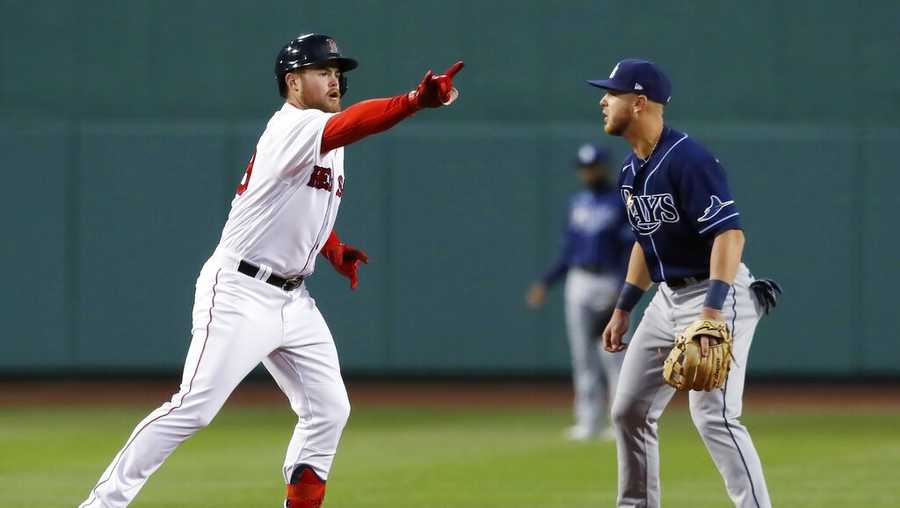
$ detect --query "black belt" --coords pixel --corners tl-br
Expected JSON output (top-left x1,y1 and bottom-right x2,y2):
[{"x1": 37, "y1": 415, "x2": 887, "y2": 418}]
[
  {"x1": 665, "y1": 275, "x2": 709, "y2": 289},
  {"x1": 574, "y1": 264, "x2": 607, "y2": 275},
  {"x1": 237, "y1": 260, "x2": 304, "y2": 291}
]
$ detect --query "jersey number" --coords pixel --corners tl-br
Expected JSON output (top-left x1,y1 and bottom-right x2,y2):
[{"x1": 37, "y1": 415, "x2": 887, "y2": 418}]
[{"x1": 236, "y1": 150, "x2": 256, "y2": 196}]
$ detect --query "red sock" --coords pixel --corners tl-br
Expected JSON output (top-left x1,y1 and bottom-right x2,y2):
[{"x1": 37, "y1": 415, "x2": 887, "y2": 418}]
[{"x1": 285, "y1": 466, "x2": 326, "y2": 508}]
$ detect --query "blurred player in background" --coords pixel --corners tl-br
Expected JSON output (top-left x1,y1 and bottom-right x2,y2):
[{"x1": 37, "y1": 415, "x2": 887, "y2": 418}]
[{"x1": 526, "y1": 143, "x2": 632, "y2": 441}]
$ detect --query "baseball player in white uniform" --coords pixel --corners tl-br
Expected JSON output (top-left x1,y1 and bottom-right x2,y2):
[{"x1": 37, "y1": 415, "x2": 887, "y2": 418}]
[{"x1": 78, "y1": 34, "x2": 464, "y2": 508}]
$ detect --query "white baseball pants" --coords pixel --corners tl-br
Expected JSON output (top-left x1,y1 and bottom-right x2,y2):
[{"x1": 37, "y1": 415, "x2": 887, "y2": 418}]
[{"x1": 79, "y1": 248, "x2": 350, "y2": 508}]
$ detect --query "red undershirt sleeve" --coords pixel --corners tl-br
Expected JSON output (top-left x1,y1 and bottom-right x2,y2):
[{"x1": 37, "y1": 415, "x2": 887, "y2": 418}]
[{"x1": 321, "y1": 95, "x2": 418, "y2": 153}]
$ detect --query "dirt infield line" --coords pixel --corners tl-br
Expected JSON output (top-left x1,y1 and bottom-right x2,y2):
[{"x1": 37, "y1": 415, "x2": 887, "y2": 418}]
[{"x1": 1, "y1": 380, "x2": 898, "y2": 410}]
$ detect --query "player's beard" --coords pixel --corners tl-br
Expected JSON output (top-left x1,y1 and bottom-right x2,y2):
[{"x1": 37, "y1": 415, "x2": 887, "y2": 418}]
[
  {"x1": 588, "y1": 176, "x2": 612, "y2": 193},
  {"x1": 321, "y1": 96, "x2": 342, "y2": 113},
  {"x1": 302, "y1": 91, "x2": 342, "y2": 113},
  {"x1": 604, "y1": 112, "x2": 632, "y2": 136}
]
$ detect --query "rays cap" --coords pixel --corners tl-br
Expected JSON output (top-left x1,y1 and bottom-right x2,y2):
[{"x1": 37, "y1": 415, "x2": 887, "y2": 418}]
[
  {"x1": 575, "y1": 143, "x2": 610, "y2": 167},
  {"x1": 587, "y1": 58, "x2": 672, "y2": 105}
]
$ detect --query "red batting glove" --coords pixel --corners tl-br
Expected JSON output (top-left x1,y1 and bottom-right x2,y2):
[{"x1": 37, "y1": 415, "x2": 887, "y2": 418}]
[
  {"x1": 408, "y1": 60, "x2": 465, "y2": 109},
  {"x1": 320, "y1": 230, "x2": 369, "y2": 290}
]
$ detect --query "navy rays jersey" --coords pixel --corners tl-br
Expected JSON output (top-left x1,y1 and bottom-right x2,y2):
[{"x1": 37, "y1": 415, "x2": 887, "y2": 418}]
[
  {"x1": 618, "y1": 126, "x2": 741, "y2": 283},
  {"x1": 541, "y1": 189, "x2": 631, "y2": 286}
]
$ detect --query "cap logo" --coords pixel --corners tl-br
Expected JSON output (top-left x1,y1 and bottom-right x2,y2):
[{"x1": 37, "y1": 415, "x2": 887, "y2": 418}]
[
  {"x1": 609, "y1": 63, "x2": 620, "y2": 79},
  {"x1": 578, "y1": 145, "x2": 597, "y2": 165},
  {"x1": 634, "y1": 82, "x2": 644, "y2": 91},
  {"x1": 326, "y1": 38, "x2": 339, "y2": 53}
]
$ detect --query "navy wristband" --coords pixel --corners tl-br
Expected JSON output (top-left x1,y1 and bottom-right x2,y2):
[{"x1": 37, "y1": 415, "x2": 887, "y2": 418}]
[
  {"x1": 703, "y1": 279, "x2": 732, "y2": 310},
  {"x1": 615, "y1": 282, "x2": 645, "y2": 312}
]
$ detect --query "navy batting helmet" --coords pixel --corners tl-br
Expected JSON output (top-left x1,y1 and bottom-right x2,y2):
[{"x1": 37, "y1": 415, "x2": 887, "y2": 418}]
[{"x1": 275, "y1": 34, "x2": 358, "y2": 98}]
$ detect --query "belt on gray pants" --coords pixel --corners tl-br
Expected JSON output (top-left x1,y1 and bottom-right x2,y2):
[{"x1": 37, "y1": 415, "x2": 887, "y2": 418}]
[
  {"x1": 574, "y1": 264, "x2": 609, "y2": 275},
  {"x1": 665, "y1": 274, "x2": 709, "y2": 290}
]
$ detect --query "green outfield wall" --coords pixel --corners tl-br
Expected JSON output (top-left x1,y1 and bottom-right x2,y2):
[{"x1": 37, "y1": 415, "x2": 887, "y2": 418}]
[{"x1": 2, "y1": 1, "x2": 898, "y2": 375}]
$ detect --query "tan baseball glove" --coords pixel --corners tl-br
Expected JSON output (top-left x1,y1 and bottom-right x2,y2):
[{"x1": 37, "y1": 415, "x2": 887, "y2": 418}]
[{"x1": 663, "y1": 319, "x2": 733, "y2": 391}]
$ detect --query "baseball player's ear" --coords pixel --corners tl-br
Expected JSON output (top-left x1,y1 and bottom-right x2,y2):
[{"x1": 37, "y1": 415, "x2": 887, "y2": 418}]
[
  {"x1": 633, "y1": 95, "x2": 647, "y2": 113},
  {"x1": 286, "y1": 72, "x2": 300, "y2": 94}
]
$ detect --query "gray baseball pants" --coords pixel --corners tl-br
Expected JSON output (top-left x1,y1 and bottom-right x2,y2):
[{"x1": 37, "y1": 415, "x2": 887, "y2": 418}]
[
  {"x1": 564, "y1": 268, "x2": 625, "y2": 433},
  {"x1": 612, "y1": 264, "x2": 771, "y2": 508}
]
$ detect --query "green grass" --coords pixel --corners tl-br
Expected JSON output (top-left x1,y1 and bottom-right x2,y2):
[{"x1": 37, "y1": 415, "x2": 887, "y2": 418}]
[{"x1": 1, "y1": 403, "x2": 898, "y2": 507}]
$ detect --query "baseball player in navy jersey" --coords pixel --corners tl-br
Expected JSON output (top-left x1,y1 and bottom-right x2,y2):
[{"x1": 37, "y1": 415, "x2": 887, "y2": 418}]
[
  {"x1": 78, "y1": 34, "x2": 463, "y2": 508},
  {"x1": 526, "y1": 143, "x2": 631, "y2": 441},
  {"x1": 588, "y1": 59, "x2": 775, "y2": 507}
]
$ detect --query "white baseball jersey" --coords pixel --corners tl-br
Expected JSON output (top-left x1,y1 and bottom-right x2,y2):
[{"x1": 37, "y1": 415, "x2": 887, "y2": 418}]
[
  {"x1": 218, "y1": 102, "x2": 345, "y2": 277},
  {"x1": 80, "y1": 102, "x2": 354, "y2": 508}
]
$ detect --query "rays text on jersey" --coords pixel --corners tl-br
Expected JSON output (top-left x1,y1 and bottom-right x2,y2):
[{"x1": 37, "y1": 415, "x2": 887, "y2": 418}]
[{"x1": 621, "y1": 188, "x2": 680, "y2": 235}]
